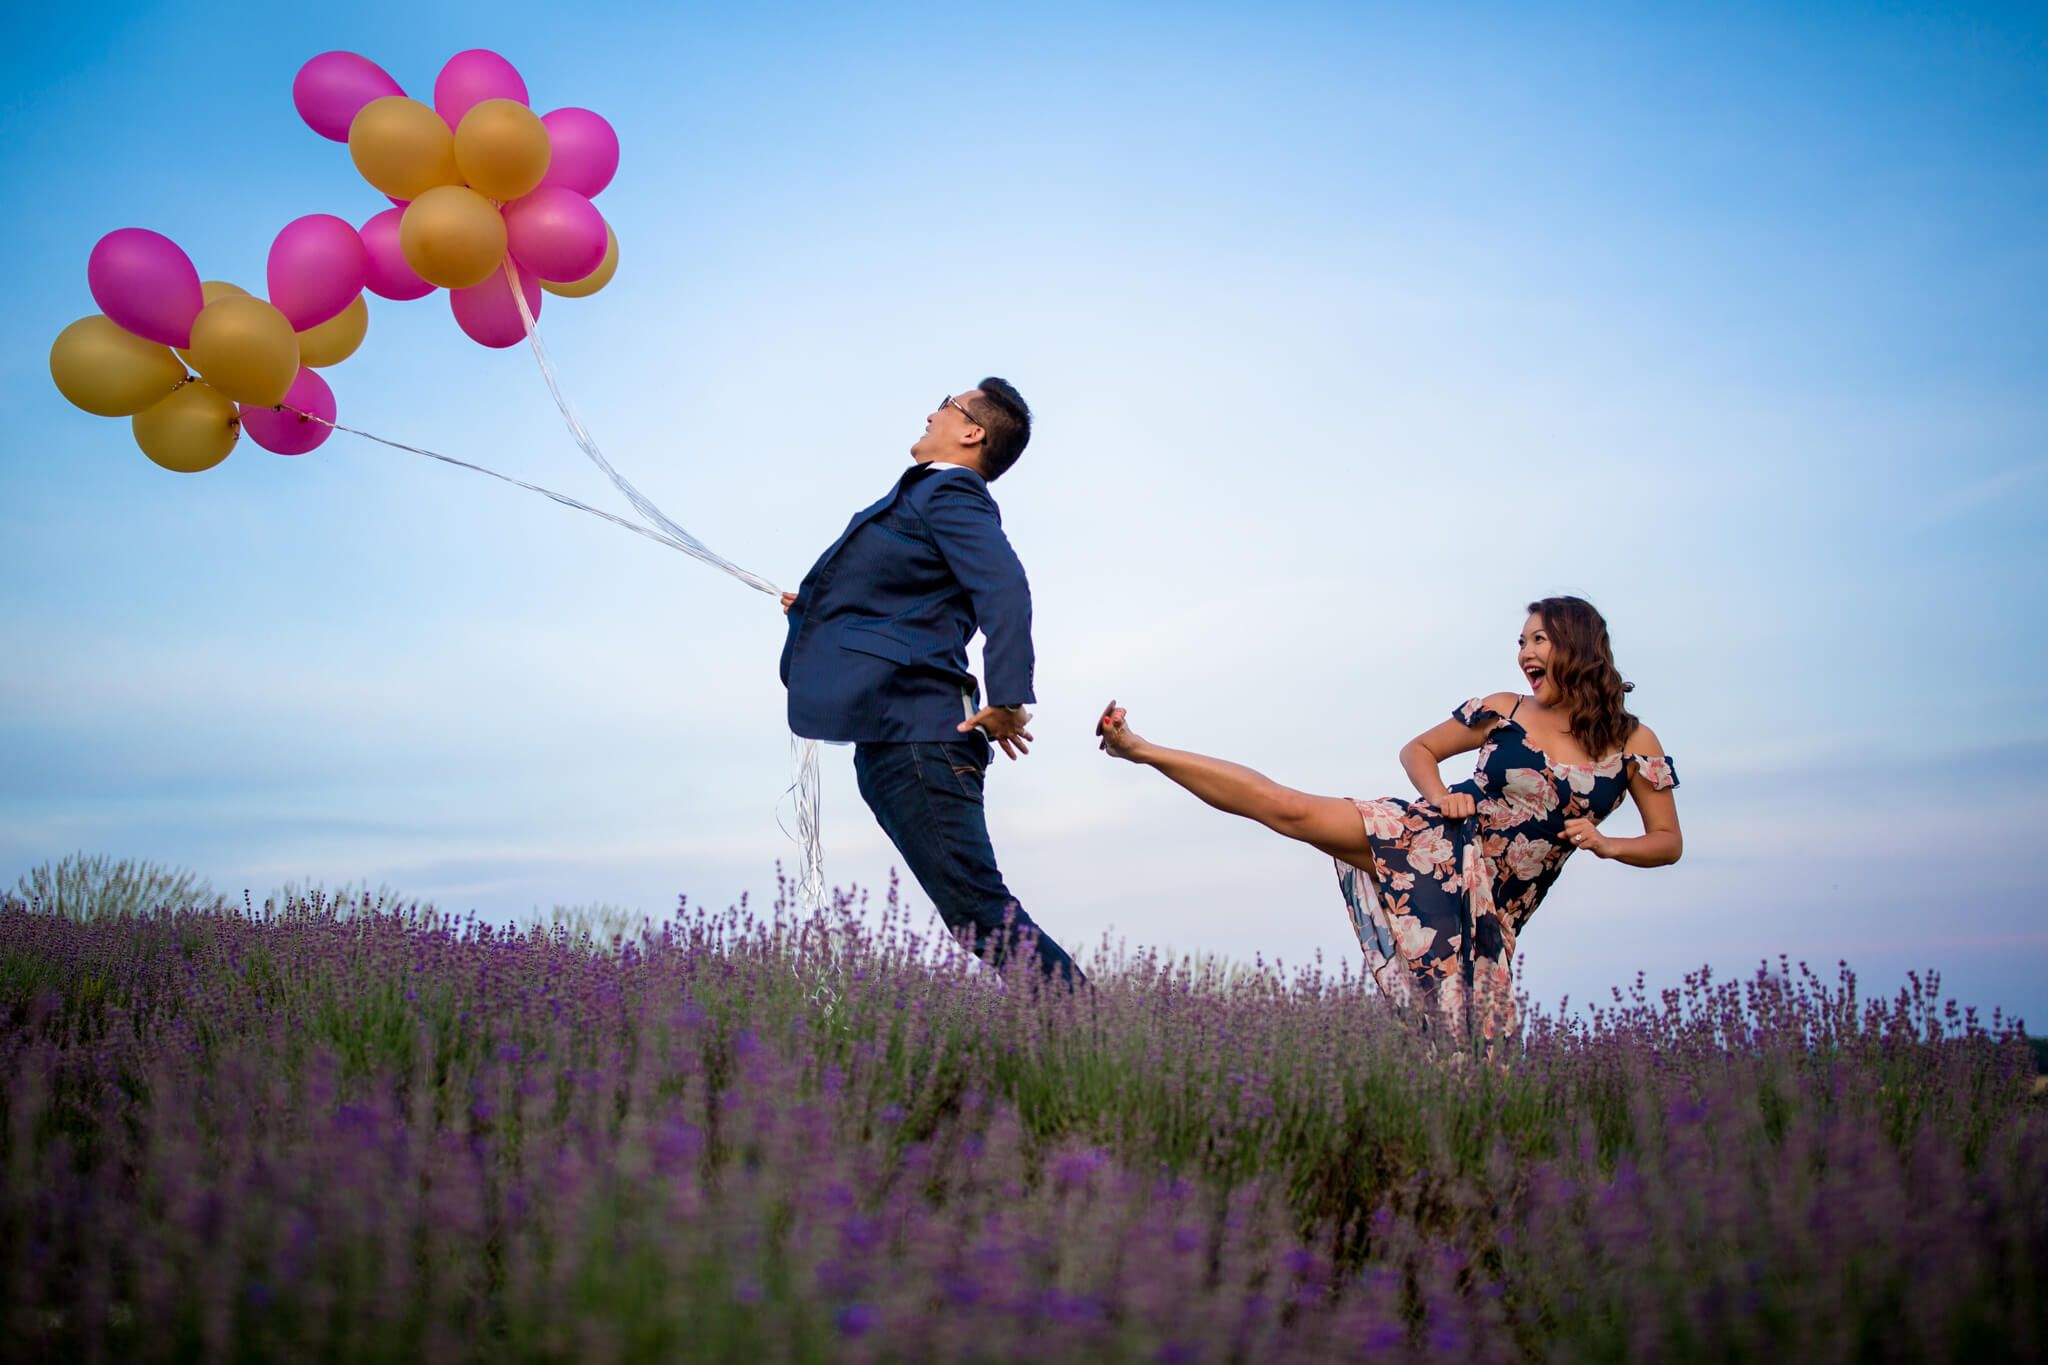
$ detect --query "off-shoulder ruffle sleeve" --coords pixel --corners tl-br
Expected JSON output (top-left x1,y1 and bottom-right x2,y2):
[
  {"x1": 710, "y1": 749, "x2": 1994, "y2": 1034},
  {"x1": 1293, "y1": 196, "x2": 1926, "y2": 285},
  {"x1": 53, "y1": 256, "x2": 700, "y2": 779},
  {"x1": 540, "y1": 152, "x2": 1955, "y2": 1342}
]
[
  {"x1": 1626, "y1": 754, "x2": 1679, "y2": 791},
  {"x1": 1453, "y1": 697, "x2": 1502, "y2": 728}
]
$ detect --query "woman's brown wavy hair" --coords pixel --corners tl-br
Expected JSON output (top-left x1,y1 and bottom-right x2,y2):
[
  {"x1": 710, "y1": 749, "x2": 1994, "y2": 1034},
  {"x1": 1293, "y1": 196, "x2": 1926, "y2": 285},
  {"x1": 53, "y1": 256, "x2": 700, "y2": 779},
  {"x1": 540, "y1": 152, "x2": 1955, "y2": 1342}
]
[{"x1": 1527, "y1": 596, "x2": 1638, "y2": 760}]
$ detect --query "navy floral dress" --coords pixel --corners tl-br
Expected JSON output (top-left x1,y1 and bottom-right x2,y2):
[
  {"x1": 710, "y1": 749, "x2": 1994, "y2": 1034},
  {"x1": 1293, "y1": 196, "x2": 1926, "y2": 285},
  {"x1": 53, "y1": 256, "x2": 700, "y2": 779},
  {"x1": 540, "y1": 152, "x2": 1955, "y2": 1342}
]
[{"x1": 1335, "y1": 698, "x2": 1679, "y2": 1050}]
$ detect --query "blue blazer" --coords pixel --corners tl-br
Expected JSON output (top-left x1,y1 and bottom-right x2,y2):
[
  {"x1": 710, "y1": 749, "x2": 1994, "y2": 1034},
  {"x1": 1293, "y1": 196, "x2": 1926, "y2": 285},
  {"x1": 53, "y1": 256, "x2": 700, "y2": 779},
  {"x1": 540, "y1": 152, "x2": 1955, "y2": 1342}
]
[{"x1": 781, "y1": 463, "x2": 1035, "y2": 743}]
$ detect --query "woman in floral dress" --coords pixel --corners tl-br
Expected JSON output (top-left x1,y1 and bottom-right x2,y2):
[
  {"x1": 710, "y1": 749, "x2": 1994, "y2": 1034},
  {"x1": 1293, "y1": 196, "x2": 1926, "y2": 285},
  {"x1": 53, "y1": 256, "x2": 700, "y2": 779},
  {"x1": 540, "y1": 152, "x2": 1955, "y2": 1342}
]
[{"x1": 1096, "y1": 596, "x2": 1682, "y2": 1050}]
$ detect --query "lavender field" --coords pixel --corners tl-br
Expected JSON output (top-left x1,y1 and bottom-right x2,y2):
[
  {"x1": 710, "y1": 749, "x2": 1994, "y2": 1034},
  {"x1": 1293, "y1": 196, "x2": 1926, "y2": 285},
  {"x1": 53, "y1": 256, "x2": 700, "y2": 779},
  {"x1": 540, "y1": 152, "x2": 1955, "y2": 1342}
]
[{"x1": 3, "y1": 867, "x2": 2044, "y2": 1363}]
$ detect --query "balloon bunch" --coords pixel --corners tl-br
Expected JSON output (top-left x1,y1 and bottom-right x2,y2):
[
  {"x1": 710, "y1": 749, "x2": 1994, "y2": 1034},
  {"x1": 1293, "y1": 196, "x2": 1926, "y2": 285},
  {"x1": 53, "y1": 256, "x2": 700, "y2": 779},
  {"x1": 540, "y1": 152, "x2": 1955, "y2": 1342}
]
[
  {"x1": 306, "y1": 49, "x2": 620, "y2": 347},
  {"x1": 48, "y1": 48, "x2": 621, "y2": 475},
  {"x1": 49, "y1": 224, "x2": 363, "y2": 472}
]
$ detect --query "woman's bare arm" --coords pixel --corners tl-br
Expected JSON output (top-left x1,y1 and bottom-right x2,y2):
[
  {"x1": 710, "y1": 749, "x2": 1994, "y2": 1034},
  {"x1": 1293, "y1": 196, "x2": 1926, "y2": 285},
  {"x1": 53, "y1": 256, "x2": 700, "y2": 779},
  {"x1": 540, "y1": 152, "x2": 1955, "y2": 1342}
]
[
  {"x1": 1399, "y1": 694, "x2": 1512, "y2": 817},
  {"x1": 1560, "y1": 724, "x2": 1683, "y2": 867}
]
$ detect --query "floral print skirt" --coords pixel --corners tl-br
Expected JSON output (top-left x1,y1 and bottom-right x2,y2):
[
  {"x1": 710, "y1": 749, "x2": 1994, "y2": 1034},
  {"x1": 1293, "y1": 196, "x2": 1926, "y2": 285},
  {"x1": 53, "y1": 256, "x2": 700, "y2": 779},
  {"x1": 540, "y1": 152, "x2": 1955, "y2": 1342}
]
[{"x1": 1335, "y1": 801, "x2": 1520, "y2": 1054}]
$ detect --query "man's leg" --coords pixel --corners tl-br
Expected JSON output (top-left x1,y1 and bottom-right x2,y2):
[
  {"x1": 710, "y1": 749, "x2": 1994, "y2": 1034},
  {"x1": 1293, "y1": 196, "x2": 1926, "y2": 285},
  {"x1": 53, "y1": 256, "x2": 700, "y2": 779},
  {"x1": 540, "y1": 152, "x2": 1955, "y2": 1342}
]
[{"x1": 852, "y1": 738, "x2": 1083, "y2": 985}]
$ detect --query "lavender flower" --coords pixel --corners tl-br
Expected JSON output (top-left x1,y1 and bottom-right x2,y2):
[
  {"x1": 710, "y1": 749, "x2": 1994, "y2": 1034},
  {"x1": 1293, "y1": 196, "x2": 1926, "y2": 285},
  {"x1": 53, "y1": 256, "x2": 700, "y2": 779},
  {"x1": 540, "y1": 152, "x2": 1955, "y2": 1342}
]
[{"x1": 0, "y1": 881, "x2": 2038, "y2": 1362}]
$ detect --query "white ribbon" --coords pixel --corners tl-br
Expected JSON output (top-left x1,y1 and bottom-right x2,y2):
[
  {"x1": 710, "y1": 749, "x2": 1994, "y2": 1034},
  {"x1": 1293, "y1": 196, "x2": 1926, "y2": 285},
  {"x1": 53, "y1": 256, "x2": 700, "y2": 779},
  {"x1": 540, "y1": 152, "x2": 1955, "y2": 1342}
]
[
  {"x1": 274, "y1": 268, "x2": 829, "y2": 931},
  {"x1": 501, "y1": 267, "x2": 826, "y2": 921}
]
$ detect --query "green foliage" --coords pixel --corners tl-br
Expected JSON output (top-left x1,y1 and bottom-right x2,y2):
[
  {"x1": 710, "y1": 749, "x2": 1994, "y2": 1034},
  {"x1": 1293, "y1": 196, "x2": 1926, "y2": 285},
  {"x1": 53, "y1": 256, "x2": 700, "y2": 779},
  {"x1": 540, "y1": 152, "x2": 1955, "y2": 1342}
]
[
  {"x1": 12, "y1": 852, "x2": 219, "y2": 921},
  {"x1": 520, "y1": 901, "x2": 649, "y2": 956},
  {"x1": 258, "y1": 876, "x2": 413, "y2": 918}
]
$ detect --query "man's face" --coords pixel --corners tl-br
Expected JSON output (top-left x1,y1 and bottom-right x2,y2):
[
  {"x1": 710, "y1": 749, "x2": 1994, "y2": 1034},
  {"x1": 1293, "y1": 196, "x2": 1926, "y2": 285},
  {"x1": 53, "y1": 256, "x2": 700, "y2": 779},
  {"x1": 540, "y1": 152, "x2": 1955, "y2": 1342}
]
[{"x1": 910, "y1": 390, "x2": 986, "y2": 463}]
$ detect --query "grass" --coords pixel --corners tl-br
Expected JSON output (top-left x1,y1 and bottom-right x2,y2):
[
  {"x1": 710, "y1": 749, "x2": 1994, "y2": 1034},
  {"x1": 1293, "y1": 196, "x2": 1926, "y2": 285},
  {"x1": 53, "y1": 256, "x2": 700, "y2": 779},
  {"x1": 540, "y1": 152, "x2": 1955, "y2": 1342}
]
[{"x1": 11, "y1": 852, "x2": 222, "y2": 922}]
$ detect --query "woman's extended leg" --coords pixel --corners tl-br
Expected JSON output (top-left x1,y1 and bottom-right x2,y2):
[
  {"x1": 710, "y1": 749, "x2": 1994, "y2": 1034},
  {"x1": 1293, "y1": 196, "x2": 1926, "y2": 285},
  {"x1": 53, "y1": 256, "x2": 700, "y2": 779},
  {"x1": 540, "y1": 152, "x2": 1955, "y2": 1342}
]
[{"x1": 1096, "y1": 702, "x2": 1373, "y2": 865}]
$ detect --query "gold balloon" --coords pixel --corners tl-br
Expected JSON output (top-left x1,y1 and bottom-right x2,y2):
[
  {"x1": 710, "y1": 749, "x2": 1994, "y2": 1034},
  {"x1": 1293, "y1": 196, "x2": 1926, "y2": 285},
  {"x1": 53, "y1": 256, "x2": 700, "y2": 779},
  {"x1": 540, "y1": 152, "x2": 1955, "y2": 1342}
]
[
  {"x1": 349, "y1": 96, "x2": 462, "y2": 201},
  {"x1": 186, "y1": 296, "x2": 300, "y2": 407},
  {"x1": 540, "y1": 225, "x2": 619, "y2": 299},
  {"x1": 132, "y1": 381, "x2": 239, "y2": 473},
  {"x1": 50, "y1": 315, "x2": 187, "y2": 417},
  {"x1": 175, "y1": 282, "x2": 250, "y2": 367},
  {"x1": 296, "y1": 293, "x2": 368, "y2": 368},
  {"x1": 454, "y1": 99, "x2": 551, "y2": 201},
  {"x1": 400, "y1": 186, "x2": 509, "y2": 289}
]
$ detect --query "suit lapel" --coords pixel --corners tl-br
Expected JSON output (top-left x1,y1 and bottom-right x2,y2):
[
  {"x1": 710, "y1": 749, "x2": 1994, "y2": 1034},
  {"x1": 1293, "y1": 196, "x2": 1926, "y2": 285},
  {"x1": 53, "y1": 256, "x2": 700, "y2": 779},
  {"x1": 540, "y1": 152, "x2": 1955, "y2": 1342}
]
[{"x1": 803, "y1": 464, "x2": 934, "y2": 584}]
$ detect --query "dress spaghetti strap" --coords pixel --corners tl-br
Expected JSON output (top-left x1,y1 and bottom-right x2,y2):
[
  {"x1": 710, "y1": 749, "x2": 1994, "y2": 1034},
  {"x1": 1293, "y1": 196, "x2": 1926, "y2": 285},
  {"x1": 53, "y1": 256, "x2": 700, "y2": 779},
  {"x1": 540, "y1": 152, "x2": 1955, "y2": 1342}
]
[{"x1": 1508, "y1": 696, "x2": 1524, "y2": 720}]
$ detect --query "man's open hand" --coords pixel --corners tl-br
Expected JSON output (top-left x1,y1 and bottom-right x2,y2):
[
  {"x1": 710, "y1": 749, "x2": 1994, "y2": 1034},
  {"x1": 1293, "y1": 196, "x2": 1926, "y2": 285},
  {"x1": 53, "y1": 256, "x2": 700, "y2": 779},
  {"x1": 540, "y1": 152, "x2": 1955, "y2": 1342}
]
[{"x1": 961, "y1": 705, "x2": 1034, "y2": 759}]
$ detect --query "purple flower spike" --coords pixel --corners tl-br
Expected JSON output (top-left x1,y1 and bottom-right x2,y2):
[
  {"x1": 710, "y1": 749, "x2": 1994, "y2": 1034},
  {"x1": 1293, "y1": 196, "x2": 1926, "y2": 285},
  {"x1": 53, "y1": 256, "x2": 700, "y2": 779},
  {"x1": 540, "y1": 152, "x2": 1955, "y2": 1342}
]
[{"x1": 834, "y1": 1302, "x2": 878, "y2": 1337}]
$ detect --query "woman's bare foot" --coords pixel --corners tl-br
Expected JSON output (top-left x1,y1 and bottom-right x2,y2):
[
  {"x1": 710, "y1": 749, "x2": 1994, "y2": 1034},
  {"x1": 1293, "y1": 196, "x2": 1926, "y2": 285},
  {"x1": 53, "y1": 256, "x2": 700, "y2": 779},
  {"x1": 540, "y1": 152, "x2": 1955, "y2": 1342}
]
[{"x1": 1096, "y1": 700, "x2": 1146, "y2": 762}]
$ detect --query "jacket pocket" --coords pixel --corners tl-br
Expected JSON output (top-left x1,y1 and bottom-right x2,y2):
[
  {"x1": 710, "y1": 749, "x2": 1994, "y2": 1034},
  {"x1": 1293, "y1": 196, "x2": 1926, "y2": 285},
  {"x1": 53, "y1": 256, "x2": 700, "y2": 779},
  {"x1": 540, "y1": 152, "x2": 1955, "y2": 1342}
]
[{"x1": 835, "y1": 624, "x2": 915, "y2": 666}]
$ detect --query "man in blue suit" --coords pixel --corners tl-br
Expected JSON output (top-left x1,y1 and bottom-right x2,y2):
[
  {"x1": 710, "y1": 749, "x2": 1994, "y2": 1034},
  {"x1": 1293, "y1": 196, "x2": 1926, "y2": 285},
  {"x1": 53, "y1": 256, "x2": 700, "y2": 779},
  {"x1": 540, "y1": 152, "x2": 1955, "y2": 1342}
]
[{"x1": 780, "y1": 379, "x2": 1082, "y2": 985}]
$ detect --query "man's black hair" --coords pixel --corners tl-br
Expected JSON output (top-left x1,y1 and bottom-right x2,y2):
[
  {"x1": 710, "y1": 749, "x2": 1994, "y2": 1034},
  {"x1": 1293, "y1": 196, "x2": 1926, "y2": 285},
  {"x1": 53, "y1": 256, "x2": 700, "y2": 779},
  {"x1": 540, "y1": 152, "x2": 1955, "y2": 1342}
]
[{"x1": 968, "y1": 377, "x2": 1030, "y2": 481}]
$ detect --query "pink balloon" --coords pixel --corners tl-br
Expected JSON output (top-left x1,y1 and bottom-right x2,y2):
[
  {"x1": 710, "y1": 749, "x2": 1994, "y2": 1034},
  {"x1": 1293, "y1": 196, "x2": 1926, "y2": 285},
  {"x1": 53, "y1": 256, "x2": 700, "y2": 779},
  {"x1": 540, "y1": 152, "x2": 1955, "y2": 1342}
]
[
  {"x1": 433, "y1": 49, "x2": 528, "y2": 129},
  {"x1": 239, "y1": 367, "x2": 336, "y2": 455},
  {"x1": 293, "y1": 52, "x2": 404, "y2": 142},
  {"x1": 539, "y1": 108, "x2": 619, "y2": 198},
  {"x1": 88, "y1": 228, "x2": 203, "y2": 348},
  {"x1": 267, "y1": 215, "x2": 368, "y2": 330},
  {"x1": 359, "y1": 208, "x2": 434, "y2": 301},
  {"x1": 450, "y1": 261, "x2": 542, "y2": 348},
  {"x1": 504, "y1": 187, "x2": 608, "y2": 282}
]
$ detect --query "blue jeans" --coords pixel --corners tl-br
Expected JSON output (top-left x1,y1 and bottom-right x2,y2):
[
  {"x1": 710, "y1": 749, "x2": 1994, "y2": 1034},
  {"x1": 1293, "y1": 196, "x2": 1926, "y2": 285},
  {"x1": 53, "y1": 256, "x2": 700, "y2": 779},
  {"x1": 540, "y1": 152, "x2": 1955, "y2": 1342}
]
[{"x1": 852, "y1": 737, "x2": 1083, "y2": 986}]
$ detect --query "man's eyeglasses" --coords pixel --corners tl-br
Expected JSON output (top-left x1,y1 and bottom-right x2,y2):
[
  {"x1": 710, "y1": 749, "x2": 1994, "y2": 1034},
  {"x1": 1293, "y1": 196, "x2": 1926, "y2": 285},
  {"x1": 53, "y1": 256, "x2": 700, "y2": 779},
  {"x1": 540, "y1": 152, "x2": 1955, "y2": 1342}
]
[{"x1": 942, "y1": 395, "x2": 984, "y2": 430}]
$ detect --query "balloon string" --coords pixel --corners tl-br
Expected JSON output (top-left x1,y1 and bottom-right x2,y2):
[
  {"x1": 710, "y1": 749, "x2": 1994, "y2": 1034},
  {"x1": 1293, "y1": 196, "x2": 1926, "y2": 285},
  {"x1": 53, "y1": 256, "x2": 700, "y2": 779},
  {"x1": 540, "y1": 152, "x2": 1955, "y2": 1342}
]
[
  {"x1": 279, "y1": 410, "x2": 727, "y2": 560},
  {"x1": 277, "y1": 308, "x2": 830, "y2": 921},
  {"x1": 501, "y1": 261, "x2": 777, "y2": 594},
  {"x1": 496, "y1": 264, "x2": 827, "y2": 920},
  {"x1": 282, "y1": 397, "x2": 831, "y2": 920}
]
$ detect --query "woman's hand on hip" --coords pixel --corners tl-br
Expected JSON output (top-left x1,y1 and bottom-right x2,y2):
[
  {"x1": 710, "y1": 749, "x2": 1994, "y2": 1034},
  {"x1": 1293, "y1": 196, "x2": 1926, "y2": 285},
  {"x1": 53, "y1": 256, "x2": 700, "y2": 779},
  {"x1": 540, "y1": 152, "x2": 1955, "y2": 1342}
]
[
  {"x1": 1434, "y1": 792, "x2": 1477, "y2": 820},
  {"x1": 1561, "y1": 817, "x2": 1611, "y2": 857}
]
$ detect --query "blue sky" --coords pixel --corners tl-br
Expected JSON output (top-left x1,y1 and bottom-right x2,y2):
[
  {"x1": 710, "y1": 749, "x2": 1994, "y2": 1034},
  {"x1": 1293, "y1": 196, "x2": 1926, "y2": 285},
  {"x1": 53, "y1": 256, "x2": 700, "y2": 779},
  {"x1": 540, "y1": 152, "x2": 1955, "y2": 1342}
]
[{"x1": 5, "y1": 1, "x2": 2044, "y2": 1025}]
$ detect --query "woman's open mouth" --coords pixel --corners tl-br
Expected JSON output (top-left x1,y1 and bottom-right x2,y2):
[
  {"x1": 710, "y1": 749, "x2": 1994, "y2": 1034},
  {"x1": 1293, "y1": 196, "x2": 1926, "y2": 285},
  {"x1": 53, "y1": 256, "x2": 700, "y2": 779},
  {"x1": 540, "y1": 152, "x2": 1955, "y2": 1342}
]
[{"x1": 1524, "y1": 667, "x2": 1547, "y2": 692}]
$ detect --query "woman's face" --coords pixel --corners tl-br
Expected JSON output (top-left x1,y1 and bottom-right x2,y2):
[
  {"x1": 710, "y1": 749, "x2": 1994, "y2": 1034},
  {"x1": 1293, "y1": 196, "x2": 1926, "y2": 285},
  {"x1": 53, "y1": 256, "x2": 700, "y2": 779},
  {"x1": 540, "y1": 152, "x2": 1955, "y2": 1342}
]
[{"x1": 1517, "y1": 613, "x2": 1558, "y2": 705}]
